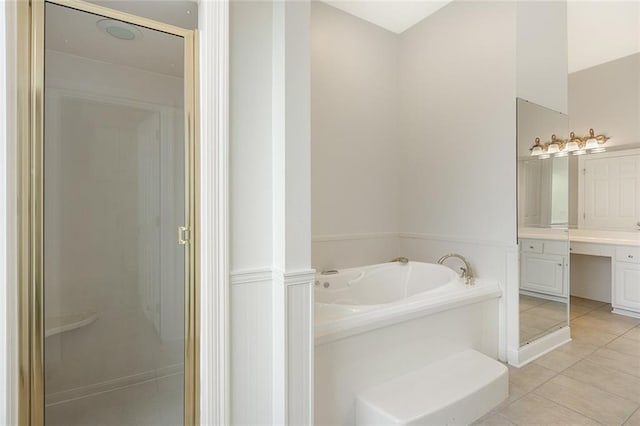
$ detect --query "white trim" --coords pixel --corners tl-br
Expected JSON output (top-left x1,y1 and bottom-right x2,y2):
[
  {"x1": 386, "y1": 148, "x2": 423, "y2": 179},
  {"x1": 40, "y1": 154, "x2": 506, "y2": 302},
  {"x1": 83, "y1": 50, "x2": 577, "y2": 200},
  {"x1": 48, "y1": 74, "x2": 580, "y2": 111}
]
[
  {"x1": 312, "y1": 231, "x2": 516, "y2": 249},
  {"x1": 503, "y1": 248, "x2": 518, "y2": 363},
  {"x1": 198, "y1": 0, "x2": 229, "y2": 424},
  {"x1": 283, "y1": 269, "x2": 316, "y2": 286},
  {"x1": 230, "y1": 268, "x2": 272, "y2": 285},
  {"x1": 519, "y1": 289, "x2": 567, "y2": 303},
  {"x1": 612, "y1": 307, "x2": 640, "y2": 319},
  {"x1": 399, "y1": 232, "x2": 516, "y2": 249},
  {"x1": 312, "y1": 232, "x2": 399, "y2": 242},
  {"x1": 508, "y1": 326, "x2": 571, "y2": 367}
]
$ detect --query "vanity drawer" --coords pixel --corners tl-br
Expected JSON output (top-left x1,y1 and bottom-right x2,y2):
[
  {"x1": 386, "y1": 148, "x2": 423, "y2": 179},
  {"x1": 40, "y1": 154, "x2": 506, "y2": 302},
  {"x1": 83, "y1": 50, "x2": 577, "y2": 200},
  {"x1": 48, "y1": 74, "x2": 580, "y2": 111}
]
[
  {"x1": 570, "y1": 242, "x2": 615, "y2": 257},
  {"x1": 544, "y1": 240, "x2": 569, "y2": 256},
  {"x1": 616, "y1": 246, "x2": 640, "y2": 264},
  {"x1": 521, "y1": 240, "x2": 543, "y2": 254}
]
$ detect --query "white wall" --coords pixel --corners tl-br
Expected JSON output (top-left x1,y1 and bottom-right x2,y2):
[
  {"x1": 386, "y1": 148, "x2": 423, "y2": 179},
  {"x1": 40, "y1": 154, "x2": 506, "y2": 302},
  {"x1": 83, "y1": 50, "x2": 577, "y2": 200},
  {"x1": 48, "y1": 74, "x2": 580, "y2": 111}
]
[
  {"x1": 230, "y1": 1, "x2": 313, "y2": 424},
  {"x1": 568, "y1": 0, "x2": 640, "y2": 73},
  {"x1": 399, "y1": 1, "x2": 517, "y2": 244},
  {"x1": 229, "y1": 1, "x2": 274, "y2": 423},
  {"x1": 311, "y1": 2, "x2": 401, "y2": 270},
  {"x1": 569, "y1": 53, "x2": 640, "y2": 148},
  {"x1": 517, "y1": 1, "x2": 568, "y2": 114},
  {"x1": 398, "y1": 0, "x2": 518, "y2": 362}
]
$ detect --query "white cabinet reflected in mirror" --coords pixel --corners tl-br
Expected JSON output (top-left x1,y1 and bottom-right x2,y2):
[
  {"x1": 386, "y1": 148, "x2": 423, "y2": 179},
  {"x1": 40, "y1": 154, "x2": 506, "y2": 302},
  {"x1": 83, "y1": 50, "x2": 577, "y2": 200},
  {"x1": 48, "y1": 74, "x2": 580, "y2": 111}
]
[{"x1": 517, "y1": 98, "x2": 570, "y2": 346}]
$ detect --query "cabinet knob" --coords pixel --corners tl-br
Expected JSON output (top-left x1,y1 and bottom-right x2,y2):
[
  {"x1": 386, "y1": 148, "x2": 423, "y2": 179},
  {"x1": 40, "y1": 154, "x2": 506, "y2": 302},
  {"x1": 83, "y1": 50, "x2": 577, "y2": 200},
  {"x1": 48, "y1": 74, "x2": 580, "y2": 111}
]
[
  {"x1": 557, "y1": 263, "x2": 562, "y2": 267},
  {"x1": 629, "y1": 255, "x2": 634, "y2": 259},
  {"x1": 530, "y1": 246, "x2": 534, "y2": 249}
]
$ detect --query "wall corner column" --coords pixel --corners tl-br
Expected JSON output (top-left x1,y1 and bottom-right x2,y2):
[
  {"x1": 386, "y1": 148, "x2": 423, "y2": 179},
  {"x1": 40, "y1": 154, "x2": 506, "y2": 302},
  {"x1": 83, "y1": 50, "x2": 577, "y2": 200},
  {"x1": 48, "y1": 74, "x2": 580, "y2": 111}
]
[{"x1": 271, "y1": 0, "x2": 313, "y2": 424}]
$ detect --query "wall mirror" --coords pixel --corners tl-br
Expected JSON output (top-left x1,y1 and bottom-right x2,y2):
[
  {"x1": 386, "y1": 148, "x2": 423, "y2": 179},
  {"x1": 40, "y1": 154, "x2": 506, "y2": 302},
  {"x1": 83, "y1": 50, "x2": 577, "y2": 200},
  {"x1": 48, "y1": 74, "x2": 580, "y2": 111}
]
[
  {"x1": 567, "y1": 52, "x2": 640, "y2": 319},
  {"x1": 517, "y1": 98, "x2": 570, "y2": 346}
]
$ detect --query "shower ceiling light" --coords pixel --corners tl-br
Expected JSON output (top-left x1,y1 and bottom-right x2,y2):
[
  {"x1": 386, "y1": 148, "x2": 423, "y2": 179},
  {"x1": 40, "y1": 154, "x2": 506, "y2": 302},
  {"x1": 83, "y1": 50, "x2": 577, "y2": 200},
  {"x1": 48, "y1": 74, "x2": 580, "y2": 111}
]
[
  {"x1": 97, "y1": 19, "x2": 143, "y2": 41},
  {"x1": 529, "y1": 128, "x2": 610, "y2": 158}
]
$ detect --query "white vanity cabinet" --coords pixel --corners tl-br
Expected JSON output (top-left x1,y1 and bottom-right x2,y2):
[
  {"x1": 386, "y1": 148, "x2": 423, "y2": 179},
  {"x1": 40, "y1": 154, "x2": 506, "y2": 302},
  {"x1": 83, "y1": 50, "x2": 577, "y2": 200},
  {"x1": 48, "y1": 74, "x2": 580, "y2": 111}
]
[
  {"x1": 613, "y1": 246, "x2": 640, "y2": 316},
  {"x1": 519, "y1": 238, "x2": 568, "y2": 300},
  {"x1": 570, "y1": 239, "x2": 640, "y2": 318}
]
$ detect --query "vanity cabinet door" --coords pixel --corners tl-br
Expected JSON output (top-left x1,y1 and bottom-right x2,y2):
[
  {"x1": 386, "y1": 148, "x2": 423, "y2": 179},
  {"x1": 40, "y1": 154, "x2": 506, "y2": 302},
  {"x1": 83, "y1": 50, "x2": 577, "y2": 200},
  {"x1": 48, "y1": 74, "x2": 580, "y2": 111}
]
[
  {"x1": 614, "y1": 262, "x2": 640, "y2": 312},
  {"x1": 520, "y1": 253, "x2": 566, "y2": 296}
]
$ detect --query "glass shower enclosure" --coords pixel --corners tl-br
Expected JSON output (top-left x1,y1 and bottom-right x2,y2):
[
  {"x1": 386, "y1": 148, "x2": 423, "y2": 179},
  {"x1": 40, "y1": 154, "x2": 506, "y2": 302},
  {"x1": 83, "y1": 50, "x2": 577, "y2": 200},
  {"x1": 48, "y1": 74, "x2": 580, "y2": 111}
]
[{"x1": 20, "y1": 1, "x2": 197, "y2": 424}]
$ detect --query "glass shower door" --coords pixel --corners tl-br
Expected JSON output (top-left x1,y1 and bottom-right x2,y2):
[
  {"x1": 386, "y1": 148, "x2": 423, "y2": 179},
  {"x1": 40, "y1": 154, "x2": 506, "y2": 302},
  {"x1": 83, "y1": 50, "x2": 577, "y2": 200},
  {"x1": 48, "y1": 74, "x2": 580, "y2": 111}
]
[{"x1": 42, "y1": 3, "x2": 192, "y2": 425}]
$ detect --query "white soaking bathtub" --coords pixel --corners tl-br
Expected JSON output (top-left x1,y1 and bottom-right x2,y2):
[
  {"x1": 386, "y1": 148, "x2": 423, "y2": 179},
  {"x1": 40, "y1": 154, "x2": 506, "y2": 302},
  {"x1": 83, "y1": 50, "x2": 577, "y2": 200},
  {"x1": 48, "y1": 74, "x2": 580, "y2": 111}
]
[{"x1": 314, "y1": 261, "x2": 502, "y2": 425}]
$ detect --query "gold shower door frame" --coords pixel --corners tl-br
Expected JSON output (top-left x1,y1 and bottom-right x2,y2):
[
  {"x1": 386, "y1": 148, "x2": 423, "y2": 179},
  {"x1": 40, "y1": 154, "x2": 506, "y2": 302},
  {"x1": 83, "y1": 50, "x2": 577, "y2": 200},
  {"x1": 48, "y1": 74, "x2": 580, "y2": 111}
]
[{"x1": 17, "y1": 1, "x2": 199, "y2": 424}]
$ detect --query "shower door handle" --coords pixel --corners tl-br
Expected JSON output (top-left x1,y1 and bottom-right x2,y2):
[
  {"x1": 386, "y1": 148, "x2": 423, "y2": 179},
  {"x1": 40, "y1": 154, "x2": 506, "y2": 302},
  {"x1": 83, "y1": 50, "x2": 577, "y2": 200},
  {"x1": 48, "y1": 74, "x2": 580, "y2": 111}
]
[{"x1": 178, "y1": 226, "x2": 190, "y2": 245}]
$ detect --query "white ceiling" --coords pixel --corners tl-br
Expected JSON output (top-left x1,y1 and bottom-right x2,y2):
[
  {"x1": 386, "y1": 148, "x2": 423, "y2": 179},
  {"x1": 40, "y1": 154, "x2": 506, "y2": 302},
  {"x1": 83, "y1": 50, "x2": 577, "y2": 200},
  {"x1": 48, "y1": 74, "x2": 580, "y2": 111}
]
[
  {"x1": 45, "y1": 0, "x2": 640, "y2": 78},
  {"x1": 322, "y1": 0, "x2": 640, "y2": 72},
  {"x1": 322, "y1": 0, "x2": 452, "y2": 34},
  {"x1": 46, "y1": 1, "x2": 196, "y2": 78},
  {"x1": 87, "y1": 0, "x2": 198, "y2": 30}
]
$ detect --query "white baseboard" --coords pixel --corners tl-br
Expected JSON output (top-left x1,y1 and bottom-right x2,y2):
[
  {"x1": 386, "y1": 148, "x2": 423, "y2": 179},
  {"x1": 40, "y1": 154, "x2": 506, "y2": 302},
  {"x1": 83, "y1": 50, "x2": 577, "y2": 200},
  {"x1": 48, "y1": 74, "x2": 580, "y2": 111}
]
[
  {"x1": 520, "y1": 289, "x2": 567, "y2": 303},
  {"x1": 508, "y1": 326, "x2": 571, "y2": 367},
  {"x1": 46, "y1": 363, "x2": 184, "y2": 406},
  {"x1": 612, "y1": 307, "x2": 640, "y2": 319}
]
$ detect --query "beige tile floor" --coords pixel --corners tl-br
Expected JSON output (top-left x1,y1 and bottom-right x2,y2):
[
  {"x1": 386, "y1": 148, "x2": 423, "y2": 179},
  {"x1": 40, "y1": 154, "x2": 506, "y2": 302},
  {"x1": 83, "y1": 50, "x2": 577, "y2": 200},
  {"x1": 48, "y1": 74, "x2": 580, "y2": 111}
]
[
  {"x1": 520, "y1": 294, "x2": 568, "y2": 345},
  {"x1": 478, "y1": 296, "x2": 640, "y2": 425}
]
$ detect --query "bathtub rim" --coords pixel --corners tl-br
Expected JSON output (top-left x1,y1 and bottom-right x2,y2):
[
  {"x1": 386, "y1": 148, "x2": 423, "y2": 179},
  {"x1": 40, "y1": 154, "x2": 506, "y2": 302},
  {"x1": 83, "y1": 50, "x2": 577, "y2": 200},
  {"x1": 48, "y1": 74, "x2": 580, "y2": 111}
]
[{"x1": 314, "y1": 279, "x2": 502, "y2": 346}]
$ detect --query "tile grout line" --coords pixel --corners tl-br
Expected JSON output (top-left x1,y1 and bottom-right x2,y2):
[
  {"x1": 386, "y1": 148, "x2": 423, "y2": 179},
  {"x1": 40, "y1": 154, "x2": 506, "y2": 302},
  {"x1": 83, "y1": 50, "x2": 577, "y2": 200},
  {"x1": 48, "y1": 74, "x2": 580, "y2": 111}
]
[
  {"x1": 622, "y1": 406, "x2": 640, "y2": 425},
  {"x1": 498, "y1": 367, "x2": 562, "y2": 419},
  {"x1": 533, "y1": 391, "x2": 606, "y2": 425}
]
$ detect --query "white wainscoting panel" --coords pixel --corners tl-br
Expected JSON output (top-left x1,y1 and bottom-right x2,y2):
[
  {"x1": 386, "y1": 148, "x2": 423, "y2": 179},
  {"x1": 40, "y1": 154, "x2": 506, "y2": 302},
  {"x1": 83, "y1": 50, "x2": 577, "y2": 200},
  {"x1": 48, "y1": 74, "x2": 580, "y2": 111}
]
[
  {"x1": 272, "y1": 269, "x2": 315, "y2": 425},
  {"x1": 230, "y1": 269, "x2": 273, "y2": 425},
  {"x1": 285, "y1": 272, "x2": 314, "y2": 425}
]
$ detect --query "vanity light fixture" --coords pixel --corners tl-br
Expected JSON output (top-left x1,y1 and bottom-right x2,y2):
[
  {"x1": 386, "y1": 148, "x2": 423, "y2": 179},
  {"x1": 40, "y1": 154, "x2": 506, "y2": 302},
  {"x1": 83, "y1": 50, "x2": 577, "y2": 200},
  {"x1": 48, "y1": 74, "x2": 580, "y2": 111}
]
[
  {"x1": 529, "y1": 128, "x2": 610, "y2": 158},
  {"x1": 565, "y1": 132, "x2": 582, "y2": 152},
  {"x1": 530, "y1": 137, "x2": 544, "y2": 156},
  {"x1": 546, "y1": 134, "x2": 561, "y2": 154}
]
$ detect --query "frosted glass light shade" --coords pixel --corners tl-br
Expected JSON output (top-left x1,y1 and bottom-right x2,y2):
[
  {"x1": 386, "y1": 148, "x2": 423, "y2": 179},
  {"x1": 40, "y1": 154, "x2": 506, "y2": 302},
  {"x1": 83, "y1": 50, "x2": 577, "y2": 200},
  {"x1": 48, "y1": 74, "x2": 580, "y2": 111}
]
[
  {"x1": 530, "y1": 146, "x2": 543, "y2": 156},
  {"x1": 547, "y1": 143, "x2": 560, "y2": 154},
  {"x1": 585, "y1": 138, "x2": 598, "y2": 149},
  {"x1": 565, "y1": 141, "x2": 580, "y2": 152}
]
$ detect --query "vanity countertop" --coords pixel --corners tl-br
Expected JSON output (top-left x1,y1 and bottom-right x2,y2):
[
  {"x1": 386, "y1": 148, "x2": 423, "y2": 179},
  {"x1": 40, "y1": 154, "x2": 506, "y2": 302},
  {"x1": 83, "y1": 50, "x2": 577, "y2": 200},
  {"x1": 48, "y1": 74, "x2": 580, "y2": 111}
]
[
  {"x1": 518, "y1": 227, "x2": 568, "y2": 241},
  {"x1": 568, "y1": 229, "x2": 640, "y2": 247},
  {"x1": 519, "y1": 227, "x2": 640, "y2": 246}
]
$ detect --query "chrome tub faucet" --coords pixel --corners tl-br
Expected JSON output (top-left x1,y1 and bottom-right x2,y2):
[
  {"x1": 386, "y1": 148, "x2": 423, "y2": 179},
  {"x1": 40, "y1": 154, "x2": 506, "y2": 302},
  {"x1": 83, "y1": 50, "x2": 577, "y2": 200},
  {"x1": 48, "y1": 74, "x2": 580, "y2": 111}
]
[{"x1": 437, "y1": 253, "x2": 474, "y2": 285}]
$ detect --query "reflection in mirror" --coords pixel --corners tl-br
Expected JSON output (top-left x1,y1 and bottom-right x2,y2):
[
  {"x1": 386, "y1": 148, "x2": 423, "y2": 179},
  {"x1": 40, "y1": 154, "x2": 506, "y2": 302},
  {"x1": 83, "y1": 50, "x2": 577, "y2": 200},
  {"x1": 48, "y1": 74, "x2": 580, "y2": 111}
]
[
  {"x1": 517, "y1": 98, "x2": 570, "y2": 346},
  {"x1": 568, "y1": 52, "x2": 640, "y2": 321}
]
